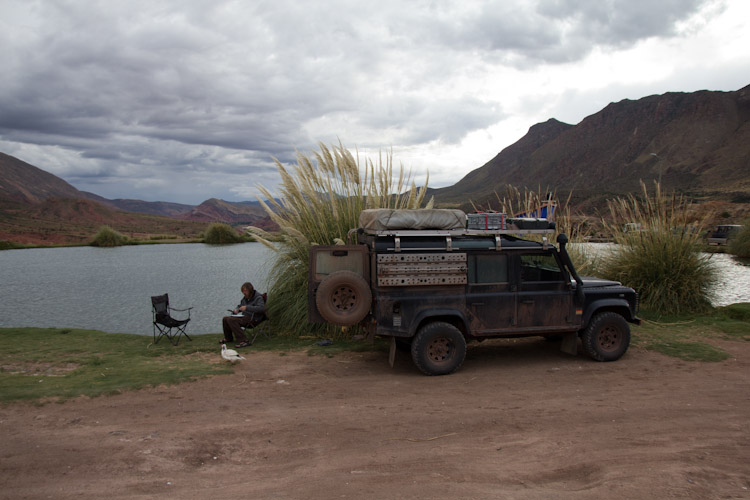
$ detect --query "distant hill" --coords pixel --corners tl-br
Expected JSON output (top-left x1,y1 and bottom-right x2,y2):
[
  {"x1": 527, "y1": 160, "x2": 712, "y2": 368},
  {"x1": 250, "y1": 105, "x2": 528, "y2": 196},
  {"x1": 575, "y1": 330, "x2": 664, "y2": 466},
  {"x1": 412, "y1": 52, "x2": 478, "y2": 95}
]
[
  {"x1": 434, "y1": 84, "x2": 750, "y2": 209},
  {"x1": 0, "y1": 153, "x2": 83, "y2": 203},
  {"x1": 0, "y1": 197, "x2": 208, "y2": 246},
  {"x1": 0, "y1": 153, "x2": 276, "y2": 245},
  {"x1": 81, "y1": 191, "x2": 194, "y2": 217},
  {"x1": 3, "y1": 84, "x2": 749, "y2": 245}
]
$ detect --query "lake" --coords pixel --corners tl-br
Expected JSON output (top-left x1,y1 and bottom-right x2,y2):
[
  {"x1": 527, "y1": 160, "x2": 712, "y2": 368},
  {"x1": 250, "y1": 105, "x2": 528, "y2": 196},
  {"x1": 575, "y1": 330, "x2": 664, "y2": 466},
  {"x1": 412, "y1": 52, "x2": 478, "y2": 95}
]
[
  {"x1": 0, "y1": 243, "x2": 275, "y2": 335},
  {"x1": 0, "y1": 243, "x2": 748, "y2": 335}
]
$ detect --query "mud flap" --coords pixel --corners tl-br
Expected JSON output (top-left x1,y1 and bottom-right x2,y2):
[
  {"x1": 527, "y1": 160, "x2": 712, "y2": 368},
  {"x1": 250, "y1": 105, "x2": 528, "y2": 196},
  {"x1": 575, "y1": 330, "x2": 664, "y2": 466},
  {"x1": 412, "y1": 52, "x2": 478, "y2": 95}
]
[
  {"x1": 560, "y1": 332, "x2": 578, "y2": 356},
  {"x1": 389, "y1": 336, "x2": 396, "y2": 368}
]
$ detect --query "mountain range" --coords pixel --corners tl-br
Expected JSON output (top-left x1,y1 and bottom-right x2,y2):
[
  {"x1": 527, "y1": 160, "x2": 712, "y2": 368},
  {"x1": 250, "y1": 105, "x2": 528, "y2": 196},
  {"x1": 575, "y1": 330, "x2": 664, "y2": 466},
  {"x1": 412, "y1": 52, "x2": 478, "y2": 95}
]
[
  {"x1": 432, "y1": 84, "x2": 750, "y2": 210},
  {"x1": 1, "y1": 84, "x2": 749, "y2": 245}
]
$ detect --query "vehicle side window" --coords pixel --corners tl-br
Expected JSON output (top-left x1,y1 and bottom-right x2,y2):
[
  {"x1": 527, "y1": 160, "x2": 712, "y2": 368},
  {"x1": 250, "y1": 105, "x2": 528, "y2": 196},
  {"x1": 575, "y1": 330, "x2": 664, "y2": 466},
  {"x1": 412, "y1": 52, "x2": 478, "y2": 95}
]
[
  {"x1": 520, "y1": 254, "x2": 564, "y2": 282},
  {"x1": 468, "y1": 254, "x2": 508, "y2": 284}
]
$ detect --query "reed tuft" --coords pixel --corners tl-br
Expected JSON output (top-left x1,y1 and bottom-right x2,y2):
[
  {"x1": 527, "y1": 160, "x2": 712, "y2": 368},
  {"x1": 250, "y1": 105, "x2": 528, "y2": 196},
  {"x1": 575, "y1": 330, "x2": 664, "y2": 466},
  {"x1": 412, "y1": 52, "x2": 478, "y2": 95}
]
[
  {"x1": 600, "y1": 181, "x2": 716, "y2": 314},
  {"x1": 248, "y1": 142, "x2": 431, "y2": 336}
]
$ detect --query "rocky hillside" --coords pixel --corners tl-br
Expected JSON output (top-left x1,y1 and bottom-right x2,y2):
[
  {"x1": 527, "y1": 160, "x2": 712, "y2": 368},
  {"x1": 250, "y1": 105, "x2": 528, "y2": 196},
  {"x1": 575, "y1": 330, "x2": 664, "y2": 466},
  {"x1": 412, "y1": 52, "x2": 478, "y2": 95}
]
[
  {"x1": 434, "y1": 85, "x2": 750, "y2": 209},
  {"x1": 0, "y1": 153, "x2": 83, "y2": 203}
]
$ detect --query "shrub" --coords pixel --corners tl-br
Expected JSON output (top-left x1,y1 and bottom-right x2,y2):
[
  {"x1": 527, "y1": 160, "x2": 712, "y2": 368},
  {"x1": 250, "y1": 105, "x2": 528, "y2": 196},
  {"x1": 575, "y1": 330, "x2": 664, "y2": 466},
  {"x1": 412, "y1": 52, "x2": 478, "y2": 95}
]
[
  {"x1": 90, "y1": 226, "x2": 127, "y2": 247},
  {"x1": 249, "y1": 142, "x2": 431, "y2": 336},
  {"x1": 727, "y1": 221, "x2": 750, "y2": 258},
  {"x1": 600, "y1": 181, "x2": 716, "y2": 314},
  {"x1": 0, "y1": 240, "x2": 24, "y2": 250},
  {"x1": 203, "y1": 223, "x2": 243, "y2": 244}
]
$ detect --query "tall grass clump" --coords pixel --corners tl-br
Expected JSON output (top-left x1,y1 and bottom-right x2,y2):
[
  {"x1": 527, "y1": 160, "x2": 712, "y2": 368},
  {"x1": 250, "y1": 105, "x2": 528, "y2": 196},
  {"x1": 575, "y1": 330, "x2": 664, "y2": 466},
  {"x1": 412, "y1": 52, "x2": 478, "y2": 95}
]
[
  {"x1": 248, "y1": 142, "x2": 432, "y2": 336},
  {"x1": 727, "y1": 221, "x2": 750, "y2": 258},
  {"x1": 204, "y1": 223, "x2": 243, "y2": 244},
  {"x1": 600, "y1": 181, "x2": 716, "y2": 314},
  {"x1": 90, "y1": 226, "x2": 127, "y2": 247}
]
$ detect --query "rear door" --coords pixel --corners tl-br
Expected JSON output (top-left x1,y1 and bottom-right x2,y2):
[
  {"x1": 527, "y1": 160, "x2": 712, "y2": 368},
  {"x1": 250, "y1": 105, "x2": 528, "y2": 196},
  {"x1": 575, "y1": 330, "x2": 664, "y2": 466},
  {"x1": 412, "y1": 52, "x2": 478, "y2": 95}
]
[{"x1": 308, "y1": 245, "x2": 369, "y2": 322}]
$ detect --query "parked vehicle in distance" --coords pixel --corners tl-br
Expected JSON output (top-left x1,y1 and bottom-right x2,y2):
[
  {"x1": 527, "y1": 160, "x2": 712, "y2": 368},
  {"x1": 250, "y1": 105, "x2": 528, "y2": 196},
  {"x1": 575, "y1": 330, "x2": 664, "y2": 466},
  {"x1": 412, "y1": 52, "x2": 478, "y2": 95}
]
[
  {"x1": 623, "y1": 222, "x2": 643, "y2": 233},
  {"x1": 308, "y1": 209, "x2": 640, "y2": 375},
  {"x1": 707, "y1": 225, "x2": 742, "y2": 246}
]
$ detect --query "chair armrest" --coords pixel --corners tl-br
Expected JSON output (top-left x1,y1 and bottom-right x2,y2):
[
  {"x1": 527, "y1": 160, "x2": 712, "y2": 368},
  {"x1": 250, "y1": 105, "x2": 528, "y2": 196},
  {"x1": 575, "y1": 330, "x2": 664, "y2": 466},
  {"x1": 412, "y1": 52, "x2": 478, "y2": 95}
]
[{"x1": 169, "y1": 307, "x2": 193, "y2": 312}]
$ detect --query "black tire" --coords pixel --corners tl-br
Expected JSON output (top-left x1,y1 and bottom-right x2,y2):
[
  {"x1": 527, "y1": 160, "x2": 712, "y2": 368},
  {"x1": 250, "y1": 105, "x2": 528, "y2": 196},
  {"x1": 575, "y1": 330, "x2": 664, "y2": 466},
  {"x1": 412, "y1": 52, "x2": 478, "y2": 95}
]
[
  {"x1": 581, "y1": 312, "x2": 630, "y2": 361},
  {"x1": 411, "y1": 322, "x2": 467, "y2": 376},
  {"x1": 315, "y1": 271, "x2": 372, "y2": 326}
]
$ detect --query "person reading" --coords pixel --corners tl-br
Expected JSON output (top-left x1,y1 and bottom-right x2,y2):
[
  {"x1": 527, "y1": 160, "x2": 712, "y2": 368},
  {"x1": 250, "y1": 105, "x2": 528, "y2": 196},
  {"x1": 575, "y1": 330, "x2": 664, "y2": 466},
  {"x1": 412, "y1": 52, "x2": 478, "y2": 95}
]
[{"x1": 222, "y1": 282, "x2": 266, "y2": 348}]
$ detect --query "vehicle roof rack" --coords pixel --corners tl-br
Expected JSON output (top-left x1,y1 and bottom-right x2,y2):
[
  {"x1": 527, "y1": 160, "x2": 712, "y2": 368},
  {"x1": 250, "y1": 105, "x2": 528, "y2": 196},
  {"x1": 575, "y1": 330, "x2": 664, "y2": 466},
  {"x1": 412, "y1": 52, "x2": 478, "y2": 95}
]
[{"x1": 354, "y1": 227, "x2": 556, "y2": 252}]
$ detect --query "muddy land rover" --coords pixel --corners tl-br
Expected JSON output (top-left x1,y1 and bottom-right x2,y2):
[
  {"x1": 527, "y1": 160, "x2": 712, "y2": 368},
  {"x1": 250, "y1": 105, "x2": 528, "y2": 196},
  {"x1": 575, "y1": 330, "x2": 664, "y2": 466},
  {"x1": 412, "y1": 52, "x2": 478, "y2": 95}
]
[{"x1": 308, "y1": 209, "x2": 640, "y2": 375}]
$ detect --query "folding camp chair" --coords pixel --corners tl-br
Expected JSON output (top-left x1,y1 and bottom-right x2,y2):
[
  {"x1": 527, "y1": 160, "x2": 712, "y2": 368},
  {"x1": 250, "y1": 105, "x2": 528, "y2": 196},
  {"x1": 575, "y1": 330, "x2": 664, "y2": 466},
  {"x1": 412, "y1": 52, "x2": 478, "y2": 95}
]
[
  {"x1": 244, "y1": 292, "x2": 271, "y2": 345},
  {"x1": 151, "y1": 294, "x2": 193, "y2": 345}
]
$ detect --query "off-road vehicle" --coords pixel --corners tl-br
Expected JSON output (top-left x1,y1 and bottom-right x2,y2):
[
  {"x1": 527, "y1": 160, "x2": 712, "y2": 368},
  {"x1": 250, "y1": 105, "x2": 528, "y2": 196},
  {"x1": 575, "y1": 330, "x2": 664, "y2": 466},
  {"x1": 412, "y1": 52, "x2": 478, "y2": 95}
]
[{"x1": 308, "y1": 209, "x2": 640, "y2": 375}]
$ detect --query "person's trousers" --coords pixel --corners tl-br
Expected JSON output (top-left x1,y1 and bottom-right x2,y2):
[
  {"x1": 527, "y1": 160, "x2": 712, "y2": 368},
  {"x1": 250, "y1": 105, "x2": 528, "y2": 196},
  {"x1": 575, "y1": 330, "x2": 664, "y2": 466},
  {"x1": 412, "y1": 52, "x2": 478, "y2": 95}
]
[{"x1": 222, "y1": 315, "x2": 259, "y2": 343}]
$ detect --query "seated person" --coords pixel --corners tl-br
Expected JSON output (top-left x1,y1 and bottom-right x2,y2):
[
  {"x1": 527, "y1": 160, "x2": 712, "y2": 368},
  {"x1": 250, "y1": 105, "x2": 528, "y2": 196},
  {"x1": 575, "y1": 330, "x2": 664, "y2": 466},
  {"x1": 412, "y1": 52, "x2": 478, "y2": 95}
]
[{"x1": 222, "y1": 282, "x2": 266, "y2": 348}]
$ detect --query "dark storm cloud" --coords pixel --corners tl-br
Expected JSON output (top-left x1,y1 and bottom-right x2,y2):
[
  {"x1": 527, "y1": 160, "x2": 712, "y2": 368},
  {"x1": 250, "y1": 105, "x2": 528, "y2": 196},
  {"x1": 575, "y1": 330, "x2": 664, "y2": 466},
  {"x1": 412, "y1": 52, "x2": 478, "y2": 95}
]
[{"x1": 0, "y1": 0, "x2": 728, "y2": 203}]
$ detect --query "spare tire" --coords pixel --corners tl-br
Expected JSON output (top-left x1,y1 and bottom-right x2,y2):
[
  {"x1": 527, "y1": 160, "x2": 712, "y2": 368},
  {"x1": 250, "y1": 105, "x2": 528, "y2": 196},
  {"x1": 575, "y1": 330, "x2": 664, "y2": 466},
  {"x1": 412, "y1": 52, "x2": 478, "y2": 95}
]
[{"x1": 315, "y1": 271, "x2": 372, "y2": 326}]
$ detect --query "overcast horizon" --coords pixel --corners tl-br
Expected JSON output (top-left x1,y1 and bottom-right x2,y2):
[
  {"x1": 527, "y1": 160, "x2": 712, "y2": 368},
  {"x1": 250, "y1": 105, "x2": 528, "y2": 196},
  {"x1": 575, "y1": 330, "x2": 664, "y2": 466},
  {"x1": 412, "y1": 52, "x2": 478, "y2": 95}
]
[{"x1": 1, "y1": 0, "x2": 748, "y2": 205}]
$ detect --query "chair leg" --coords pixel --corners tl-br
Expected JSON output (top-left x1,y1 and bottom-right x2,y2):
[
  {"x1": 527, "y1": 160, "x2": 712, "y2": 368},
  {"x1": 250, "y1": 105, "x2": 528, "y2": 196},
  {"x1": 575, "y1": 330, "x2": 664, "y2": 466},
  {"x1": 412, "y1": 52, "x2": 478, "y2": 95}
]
[
  {"x1": 168, "y1": 325, "x2": 192, "y2": 346},
  {"x1": 153, "y1": 324, "x2": 169, "y2": 344},
  {"x1": 250, "y1": 322, "x2": 271, "y2": 344}
]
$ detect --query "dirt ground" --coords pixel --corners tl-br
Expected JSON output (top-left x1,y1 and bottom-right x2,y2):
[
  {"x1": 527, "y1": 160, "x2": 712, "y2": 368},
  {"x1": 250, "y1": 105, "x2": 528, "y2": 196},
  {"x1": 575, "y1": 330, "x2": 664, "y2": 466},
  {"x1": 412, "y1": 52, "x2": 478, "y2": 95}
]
[{"x1": 1, "y1": 338, "x2": 749, "y2": 500}]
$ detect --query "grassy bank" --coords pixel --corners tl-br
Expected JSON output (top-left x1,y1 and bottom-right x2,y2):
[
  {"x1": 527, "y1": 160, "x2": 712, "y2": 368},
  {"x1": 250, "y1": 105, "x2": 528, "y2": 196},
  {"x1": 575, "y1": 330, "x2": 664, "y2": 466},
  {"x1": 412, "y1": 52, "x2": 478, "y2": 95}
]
[
  {"x1": 2, "y1": 305, "x2": 747, "y2": 403},
  {"x1": 0, "y1": 327, "x2": 384, "y2": 404},
  {"x1": 631, "y1": 303, "x2": 750, "y2": 361}
]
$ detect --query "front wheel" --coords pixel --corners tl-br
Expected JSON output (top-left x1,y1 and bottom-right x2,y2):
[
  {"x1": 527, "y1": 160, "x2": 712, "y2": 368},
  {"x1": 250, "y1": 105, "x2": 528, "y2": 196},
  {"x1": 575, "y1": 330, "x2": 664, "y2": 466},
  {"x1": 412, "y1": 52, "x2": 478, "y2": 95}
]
[
  {"x1": 411, "y1": 322, "x2": 467, "y2": 376},
  {"x1": 581, "y1": 312, "x2": 630, "y2": 361}
]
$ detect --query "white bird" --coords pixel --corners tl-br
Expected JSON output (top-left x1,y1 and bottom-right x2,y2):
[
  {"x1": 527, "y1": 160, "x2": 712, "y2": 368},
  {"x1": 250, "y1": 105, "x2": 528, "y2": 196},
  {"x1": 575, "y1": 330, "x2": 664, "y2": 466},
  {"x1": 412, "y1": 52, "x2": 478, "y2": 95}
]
[{"x1": 221, "y1": 341, "x2": 245, "y2": 362}]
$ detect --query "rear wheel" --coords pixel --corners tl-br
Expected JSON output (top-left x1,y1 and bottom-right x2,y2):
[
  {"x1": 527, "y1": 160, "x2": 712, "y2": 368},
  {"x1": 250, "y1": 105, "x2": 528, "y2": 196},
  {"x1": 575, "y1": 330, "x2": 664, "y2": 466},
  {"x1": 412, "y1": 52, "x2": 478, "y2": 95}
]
[
  {"x1": 581, "y1": 312, "x2": 630, "y2": 361},
  {"x1": 411, "y1": 322, "x2": 466, "y2": 376}
]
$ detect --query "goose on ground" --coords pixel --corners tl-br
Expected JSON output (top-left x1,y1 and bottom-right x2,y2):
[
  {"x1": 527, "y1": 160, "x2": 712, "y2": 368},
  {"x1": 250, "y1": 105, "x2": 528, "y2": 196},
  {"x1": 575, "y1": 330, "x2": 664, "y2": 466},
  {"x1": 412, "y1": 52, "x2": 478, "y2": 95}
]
[{"x1": 221, "y1": 340, "x2": 245, "y2": 362}]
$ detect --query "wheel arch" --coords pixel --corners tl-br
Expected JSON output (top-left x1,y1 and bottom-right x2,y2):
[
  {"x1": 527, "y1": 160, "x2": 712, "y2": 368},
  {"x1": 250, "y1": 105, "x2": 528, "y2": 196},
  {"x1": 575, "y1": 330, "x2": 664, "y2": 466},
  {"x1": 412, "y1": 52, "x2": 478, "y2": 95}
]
[
  {"x1": 408, "y1": 309, "x2": 470, "y2": 339},
  {"x1": 582, "y1": 299, "x2": 636, "y2": 329}
]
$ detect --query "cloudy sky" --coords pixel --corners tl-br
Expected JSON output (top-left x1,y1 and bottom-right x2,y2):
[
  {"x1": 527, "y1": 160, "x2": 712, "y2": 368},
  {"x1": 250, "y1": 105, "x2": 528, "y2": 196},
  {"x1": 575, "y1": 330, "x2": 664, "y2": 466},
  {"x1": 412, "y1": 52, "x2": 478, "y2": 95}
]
[{"x1": 1, "y1": 0, "x2": 748, "y2": 205}]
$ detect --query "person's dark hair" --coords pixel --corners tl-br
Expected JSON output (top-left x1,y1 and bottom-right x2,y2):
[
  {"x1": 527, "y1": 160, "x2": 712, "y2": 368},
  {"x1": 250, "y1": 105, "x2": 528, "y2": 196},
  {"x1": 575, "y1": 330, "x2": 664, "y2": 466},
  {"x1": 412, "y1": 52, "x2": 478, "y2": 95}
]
[{"x1": 241, "y1": 282, "x2": 254, "y2": 293}]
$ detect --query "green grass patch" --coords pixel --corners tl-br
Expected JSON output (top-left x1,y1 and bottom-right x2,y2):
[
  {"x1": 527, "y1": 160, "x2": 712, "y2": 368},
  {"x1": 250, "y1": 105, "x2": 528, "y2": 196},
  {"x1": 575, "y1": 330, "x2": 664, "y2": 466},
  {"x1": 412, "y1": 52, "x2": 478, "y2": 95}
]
[
  {"x1": 0, "y1": 328, "x2": 234, "y2": 403},
  {"x1": 0, "y1": 327, "x2": 385, "y2": 403},
  {"x1": 631, "y1": 303, "x2": 750, "y2": 361}
]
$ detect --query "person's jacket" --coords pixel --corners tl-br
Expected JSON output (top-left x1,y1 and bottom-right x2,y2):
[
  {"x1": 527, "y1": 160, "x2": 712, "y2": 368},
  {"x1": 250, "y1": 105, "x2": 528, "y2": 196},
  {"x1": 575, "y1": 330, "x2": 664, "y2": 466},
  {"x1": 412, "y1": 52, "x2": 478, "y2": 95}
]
[{"x1": 239, "y1": 291, "x2": 266, "y2": 320}]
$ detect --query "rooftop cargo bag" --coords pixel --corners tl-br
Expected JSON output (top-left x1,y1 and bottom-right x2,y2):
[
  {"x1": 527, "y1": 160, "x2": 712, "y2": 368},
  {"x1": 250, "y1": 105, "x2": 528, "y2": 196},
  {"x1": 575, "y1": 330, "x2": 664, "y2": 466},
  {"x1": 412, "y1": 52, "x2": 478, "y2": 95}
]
[{"x1": 359, "y1": 209, "x2": 466, "y2": 231}]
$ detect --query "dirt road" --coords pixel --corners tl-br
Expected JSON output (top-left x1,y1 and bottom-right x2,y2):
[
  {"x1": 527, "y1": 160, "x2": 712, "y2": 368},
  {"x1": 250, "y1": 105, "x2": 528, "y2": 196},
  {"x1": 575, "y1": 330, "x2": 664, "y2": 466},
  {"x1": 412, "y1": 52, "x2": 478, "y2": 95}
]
[{"x1": 1, "y1": 338, "x2": 749, "y2": 499}]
